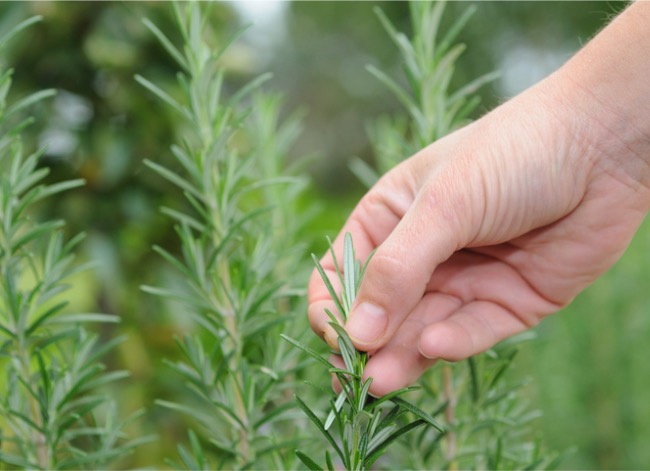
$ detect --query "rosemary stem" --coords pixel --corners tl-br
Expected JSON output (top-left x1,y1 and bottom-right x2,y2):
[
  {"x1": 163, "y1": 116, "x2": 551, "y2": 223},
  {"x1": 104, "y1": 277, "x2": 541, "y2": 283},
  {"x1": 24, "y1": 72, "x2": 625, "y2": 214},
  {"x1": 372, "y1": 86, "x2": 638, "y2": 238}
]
[
  {"x1": 18, "y1": 342, "x2": 49, "y2": 469},
  {"x1": 223, "y1": 278, "x2": 252, "y2": 467},
  {"x1": 443, "y1": 365, "x2": 458, "y2": 471}
]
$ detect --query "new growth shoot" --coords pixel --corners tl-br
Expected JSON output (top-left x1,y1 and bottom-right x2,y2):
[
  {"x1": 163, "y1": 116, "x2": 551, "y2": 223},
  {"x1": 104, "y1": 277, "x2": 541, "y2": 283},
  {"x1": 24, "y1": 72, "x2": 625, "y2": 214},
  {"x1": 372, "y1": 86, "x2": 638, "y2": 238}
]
[{"x1": 283, "y1": 233, "x2": 444, "y2": 471}]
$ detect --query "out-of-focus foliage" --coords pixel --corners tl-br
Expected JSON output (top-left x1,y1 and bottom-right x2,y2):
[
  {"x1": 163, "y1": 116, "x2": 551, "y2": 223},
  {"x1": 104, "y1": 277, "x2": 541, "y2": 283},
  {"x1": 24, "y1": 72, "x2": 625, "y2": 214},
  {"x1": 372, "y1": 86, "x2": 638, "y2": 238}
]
[
  {"x1": 0, "y1": 1, "x2": 645, "y2": 469},
  {"x1": 520, "y1": 218, "x2": 650, "y2": 469},
  {"x1": 138, "y1": 3, "x2": 316, "y2": 468},
  {"x1": 0, "y1": 15, "x2": 148, "y2": 470}
]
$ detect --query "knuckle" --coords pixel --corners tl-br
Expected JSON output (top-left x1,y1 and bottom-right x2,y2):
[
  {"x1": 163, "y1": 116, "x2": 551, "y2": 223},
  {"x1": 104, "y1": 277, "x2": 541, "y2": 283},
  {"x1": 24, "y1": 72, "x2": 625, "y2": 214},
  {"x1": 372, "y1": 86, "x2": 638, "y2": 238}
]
[
  {"x1": 359, "y1": 250, "x2": 415, "y2": 310},
  {"x1": 367, "y1": 251, "x2": 409, "y2": 287}
]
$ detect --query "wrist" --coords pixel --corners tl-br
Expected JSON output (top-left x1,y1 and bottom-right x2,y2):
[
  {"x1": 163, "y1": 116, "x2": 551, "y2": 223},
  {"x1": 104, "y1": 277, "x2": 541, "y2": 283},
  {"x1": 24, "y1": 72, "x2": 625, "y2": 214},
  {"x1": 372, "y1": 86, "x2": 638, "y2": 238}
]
[{"x1": 554, "y1": 2, "x2": 650, "y2": 200}]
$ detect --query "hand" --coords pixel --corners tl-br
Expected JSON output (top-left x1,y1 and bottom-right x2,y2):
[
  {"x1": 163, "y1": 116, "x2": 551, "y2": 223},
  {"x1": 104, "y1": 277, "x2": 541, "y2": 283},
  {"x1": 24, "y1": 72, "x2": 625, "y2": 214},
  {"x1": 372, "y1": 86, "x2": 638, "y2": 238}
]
[{"x1": 308, "y1": 3, "x2": 650, "y2": 397}]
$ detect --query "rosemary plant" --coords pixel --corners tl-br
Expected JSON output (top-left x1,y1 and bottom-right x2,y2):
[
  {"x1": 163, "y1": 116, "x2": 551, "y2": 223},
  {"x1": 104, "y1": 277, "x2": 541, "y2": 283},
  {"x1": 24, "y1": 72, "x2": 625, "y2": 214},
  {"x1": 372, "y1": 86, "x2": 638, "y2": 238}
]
[
  {"x1": 0, "y1": 16, "x2": 142, "y2": 470},
  {"x1": 351, "y1": 0, "x2": 499, "y2": 187},
  {"x1": 350, "y1": 1, "x2": 558, "y2": 469},
  {"x1": 139, "y1": 3, "x2": 310, "y2": 469},
  {"x1": 284, "y1": 233, "x2": 444, "y2": 470}
]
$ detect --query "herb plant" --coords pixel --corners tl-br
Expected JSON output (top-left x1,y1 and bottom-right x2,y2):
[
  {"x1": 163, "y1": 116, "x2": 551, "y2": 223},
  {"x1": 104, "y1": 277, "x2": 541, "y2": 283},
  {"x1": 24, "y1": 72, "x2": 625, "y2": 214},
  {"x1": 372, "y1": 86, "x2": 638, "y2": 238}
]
[
  {"x1": 138, "y1": 3, "x2": 310, "y2": 469},
  {"x1": 351, "y1": 1, "x2": 499, "y2": 186},
  {"x1": 284, "y1": 233, "x2": 444, "y2": 470},
  {"x1": 0, "y1": 16, "x2": 142, "y2": 470}
]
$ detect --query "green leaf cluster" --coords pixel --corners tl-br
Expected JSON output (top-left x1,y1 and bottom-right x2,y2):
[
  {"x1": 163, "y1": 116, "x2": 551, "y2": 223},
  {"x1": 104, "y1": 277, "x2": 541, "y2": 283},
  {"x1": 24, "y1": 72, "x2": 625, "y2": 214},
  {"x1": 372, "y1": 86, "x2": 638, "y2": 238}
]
[
  {"x1": 285, "y1": 234, "x2": 444, "y2": 471},
  {"x1": 395, "y1": 338, "x2": 562, "y2": 470},
  {"x1": 0, "y1": 17, "x2": 141, "y2": 470},
  {"x1": 351, "y1": 0, "x2": 499, "y2": 187}
]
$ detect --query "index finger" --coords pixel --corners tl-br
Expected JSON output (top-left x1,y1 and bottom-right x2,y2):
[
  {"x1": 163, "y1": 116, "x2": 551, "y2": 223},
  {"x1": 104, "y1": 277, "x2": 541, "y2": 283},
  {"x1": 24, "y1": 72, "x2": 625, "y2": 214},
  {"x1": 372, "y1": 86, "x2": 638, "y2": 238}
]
[{"x1": 307, "y1": 160, "x2": 419, "y2": 344}]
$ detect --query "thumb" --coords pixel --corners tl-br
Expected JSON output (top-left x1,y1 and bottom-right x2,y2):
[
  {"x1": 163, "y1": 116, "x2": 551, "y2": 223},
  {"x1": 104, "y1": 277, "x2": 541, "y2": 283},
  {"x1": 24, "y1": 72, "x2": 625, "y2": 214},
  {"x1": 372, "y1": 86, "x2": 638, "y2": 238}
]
[{"x1": 345, "y1": 165, "x2": 478, "y2": 351}]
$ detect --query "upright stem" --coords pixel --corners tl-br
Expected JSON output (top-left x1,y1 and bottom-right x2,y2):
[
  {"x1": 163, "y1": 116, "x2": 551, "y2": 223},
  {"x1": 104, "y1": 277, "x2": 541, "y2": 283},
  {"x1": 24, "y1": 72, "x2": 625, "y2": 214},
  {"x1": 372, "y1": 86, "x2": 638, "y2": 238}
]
[
  {"x1": 225, "y1": 314, "x2": 251, "y2": 467},
  {"x1": 220, "y1": 258, "x2": 252, "y2": 468},
  {"x1": 443, "y1": 365, "x2": 457, "y2": 471},
  {"x1": 17, "y1": 340, "x2": 49, "y2": 469}
]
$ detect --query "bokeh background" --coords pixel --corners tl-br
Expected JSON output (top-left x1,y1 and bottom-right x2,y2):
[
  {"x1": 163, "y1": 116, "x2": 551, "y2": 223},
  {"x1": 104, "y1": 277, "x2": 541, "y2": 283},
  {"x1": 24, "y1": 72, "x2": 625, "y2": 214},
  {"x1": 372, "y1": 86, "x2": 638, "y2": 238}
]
[{"x1": 1, "y1": 1, "x2": 647, "y2": 468}]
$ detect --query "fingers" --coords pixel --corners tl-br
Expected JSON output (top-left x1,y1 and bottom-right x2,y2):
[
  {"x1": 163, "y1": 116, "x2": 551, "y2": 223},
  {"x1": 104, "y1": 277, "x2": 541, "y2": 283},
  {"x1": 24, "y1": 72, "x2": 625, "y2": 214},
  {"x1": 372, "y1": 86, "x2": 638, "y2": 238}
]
[
  {"x1": 360, "y1": 292, "x2": 460, "y2": 397},
  {"x1": 418, "y1": 300, "x2": 533, "y2": 362},
  {"x1": 309, "y1": 135, "x2": 487, "y2": 361},
  {"x1": 308, "y1": 299, "x2": 343, "y2": 349},
  {"x1": 358, "y1": 296, "x2": 534, "y2": 396},
  {"x1": 345, "y1": 159, "x2": 479, "y2": 352},
  {"x1": 308, "y1": 159, "x2": 421, "y2": 344},
  {"x1": 308, "y1": 259, "x2": 351, "y2": 349}
]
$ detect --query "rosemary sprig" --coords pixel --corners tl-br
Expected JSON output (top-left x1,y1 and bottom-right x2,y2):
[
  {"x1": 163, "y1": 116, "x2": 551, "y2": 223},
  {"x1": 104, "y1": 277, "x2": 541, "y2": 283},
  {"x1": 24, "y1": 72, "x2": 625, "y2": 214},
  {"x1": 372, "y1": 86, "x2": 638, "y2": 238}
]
[
  {"x1": 284, "y1": 233, "x2": 444, "y2": 471},
  {"x1": 350, "y1": 0, "x2": 499, "y2": 187}
]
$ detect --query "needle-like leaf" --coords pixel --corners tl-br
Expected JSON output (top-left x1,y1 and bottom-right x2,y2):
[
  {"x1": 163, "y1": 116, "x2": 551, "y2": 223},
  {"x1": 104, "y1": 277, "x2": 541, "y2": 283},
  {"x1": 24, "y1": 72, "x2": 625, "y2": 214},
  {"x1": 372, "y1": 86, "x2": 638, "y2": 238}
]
[{"x1": 292, "y1": 233, "x2": 440, "y2": 469}]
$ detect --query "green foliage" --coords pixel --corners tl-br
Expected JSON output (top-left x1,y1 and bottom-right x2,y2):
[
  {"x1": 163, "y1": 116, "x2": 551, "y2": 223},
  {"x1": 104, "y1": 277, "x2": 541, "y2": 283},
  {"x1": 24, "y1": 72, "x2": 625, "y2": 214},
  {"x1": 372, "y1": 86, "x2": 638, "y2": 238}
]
[
  {"x1": 285, "y1": 234, "x2": 444, "y2": 470},
  {"x1": 526, "y1": 216, "x2": 650, "y2": 469},
  {"x1": 139, "y1": 3, "x2": 310, "y2": 469},
  {"x1": 394, "y1": 337, "x2": 563, "y2": 470},
  {"x1": 351, "y1": 1, "x2": 498, "y2": 186},
  {"x1": 0, "y1": 17, "x2": 141, "y2": 470}
]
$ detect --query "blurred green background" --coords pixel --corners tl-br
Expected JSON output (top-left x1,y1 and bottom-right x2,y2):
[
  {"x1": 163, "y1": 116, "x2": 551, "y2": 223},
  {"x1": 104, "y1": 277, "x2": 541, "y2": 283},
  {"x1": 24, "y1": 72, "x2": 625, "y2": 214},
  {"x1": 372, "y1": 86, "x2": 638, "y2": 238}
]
[{"x1": 1, "y1": 1, "x2": 646, "y2": 469}]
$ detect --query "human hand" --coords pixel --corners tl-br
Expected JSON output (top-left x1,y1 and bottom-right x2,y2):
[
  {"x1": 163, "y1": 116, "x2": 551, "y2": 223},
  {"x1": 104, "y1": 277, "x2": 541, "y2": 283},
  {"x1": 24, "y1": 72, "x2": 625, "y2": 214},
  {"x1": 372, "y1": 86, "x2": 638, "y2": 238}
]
[{"x1": 308, "y1": 3, "x2": 650, "y2": 397}]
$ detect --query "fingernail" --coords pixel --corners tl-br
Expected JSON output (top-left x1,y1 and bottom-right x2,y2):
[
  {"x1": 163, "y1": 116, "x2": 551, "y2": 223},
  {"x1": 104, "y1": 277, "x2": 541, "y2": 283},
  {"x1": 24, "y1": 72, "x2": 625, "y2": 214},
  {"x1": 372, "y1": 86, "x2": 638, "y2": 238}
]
[
  {"x1": 347, "y1": 302, "x2": 387, "y2": 346},
  {"x1": 420, "y1": 351, "x2": 437, "y2": 360},
  {"x1": 323, "y1": 325, "x2": 340, "y2": 350},
  {"x1": 418, "y1": 338, "x2": 438, "y2": 360}
]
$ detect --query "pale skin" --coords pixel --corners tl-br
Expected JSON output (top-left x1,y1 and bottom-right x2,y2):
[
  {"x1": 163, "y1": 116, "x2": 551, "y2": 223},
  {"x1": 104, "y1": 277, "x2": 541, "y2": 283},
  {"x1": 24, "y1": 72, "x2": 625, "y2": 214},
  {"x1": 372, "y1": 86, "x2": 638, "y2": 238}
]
[{"x1": 308, "y1": 2, "x2": 650, "y2": 397}]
